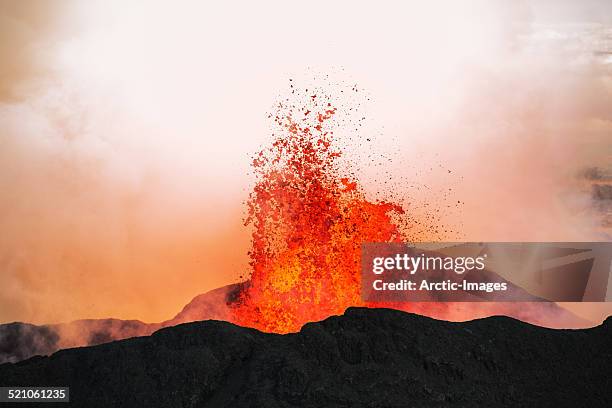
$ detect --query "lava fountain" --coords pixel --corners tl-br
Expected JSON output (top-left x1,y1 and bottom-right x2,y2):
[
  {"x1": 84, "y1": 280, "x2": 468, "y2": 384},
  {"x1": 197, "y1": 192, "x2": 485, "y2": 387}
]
[
  {"x1": 230, "y1": 87, "x2": 436, "y2": 333},
  {"x1": 227, "y1": 83, "x2": 589, "y2": 333}
]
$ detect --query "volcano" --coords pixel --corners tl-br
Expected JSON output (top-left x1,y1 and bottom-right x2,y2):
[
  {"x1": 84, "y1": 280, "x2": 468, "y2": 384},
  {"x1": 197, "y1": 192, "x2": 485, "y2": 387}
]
[
  {"x1": 0, "y1": 282, "x2": 592, "y2": 364},
  {"x1": 0, "y1": 307, "x2": 609, "y2": 407},
  {"x1": 0, "y1": 84, "x2": 600, "y2": 365}
]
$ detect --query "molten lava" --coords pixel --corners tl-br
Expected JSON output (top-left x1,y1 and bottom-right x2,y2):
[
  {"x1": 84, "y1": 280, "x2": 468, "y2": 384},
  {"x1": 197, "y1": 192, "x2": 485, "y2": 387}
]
[
  {"x1": 227, "y1": 86, "x2": 590, "y2": 333},
  {"x1": 230, "y1": 91, "x2": 416, "y2": 333}
]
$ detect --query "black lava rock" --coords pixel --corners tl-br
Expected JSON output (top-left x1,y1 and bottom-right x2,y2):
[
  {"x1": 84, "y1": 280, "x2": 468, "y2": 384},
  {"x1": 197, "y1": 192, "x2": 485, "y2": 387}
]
[{"x1": 0, "y1": 307, "x2": 610, "y2": 407}]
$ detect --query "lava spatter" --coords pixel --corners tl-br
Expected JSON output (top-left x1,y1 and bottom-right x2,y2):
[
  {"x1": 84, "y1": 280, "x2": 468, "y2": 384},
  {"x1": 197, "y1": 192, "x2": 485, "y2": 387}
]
[{"x1": 229, "y1": 85, "x2": 419, "y2": 333}]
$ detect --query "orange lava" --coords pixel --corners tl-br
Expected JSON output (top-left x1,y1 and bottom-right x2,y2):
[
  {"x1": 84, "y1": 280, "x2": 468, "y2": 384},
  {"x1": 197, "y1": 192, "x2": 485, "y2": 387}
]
[
  {"x1": 230, "y1": 92, "x2": 417, "y2": 333},
  {"x1": 227, "y1": 86, "x2": 588, "y2": 333}
]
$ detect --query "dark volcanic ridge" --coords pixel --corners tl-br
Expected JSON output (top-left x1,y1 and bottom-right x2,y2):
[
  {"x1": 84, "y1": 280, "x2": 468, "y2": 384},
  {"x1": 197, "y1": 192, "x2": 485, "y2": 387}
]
[
  {"x1": 0, "y1": 307, "x2": 610, "y2": 408},
  {"x1": 0, "y1": 284, "x2": 241, "y2": 364},
  {"x1": 0, "y1": 283, "x2": 592, "y2": 364}
]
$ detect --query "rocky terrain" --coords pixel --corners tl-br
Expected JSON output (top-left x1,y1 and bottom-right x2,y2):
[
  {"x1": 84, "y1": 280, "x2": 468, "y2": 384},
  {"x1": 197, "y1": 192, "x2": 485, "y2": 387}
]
[
  {"x1": 0, "y1": 307, "x2": 609, "y2": 407},
  {"x1": 0, "y1": 282, "x2": 591, "y2": 364},
  {"x1": 0, "y1": 285, "x2": 241, "y2": 364}
]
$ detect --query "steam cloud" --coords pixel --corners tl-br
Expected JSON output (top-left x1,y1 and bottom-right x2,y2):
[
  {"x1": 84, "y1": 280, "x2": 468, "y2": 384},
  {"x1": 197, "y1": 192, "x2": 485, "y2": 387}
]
[{"x1": 0, "y1": 1, "x2": 611, "y2": 330}]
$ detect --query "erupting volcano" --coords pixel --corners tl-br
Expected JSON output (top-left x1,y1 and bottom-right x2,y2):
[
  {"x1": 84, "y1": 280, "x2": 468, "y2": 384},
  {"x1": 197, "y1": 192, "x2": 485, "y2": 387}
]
[
  {"x1": 229, "y1": 89, "x2": 409, "y2": 333},
  {"x1": 0, "y1": 83, "x2": 592, "y2": 365},
  {"x1": 226, "y1": 85, "x2": 463, "y2": 333},
  {"x1": 226, "y1": 84, "x2": 588, "y2": 333}
]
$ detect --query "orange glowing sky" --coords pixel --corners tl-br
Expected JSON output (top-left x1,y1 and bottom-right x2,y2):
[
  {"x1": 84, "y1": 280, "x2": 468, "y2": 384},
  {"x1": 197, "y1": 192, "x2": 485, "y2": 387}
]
[{"x1": 0, "y1": 0, "x2": 611, "y2": 325}]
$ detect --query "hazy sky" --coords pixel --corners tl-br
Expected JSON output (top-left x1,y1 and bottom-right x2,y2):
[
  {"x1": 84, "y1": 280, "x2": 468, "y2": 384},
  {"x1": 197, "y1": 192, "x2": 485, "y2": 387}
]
[{"x1": 1, "y1": 0, "x2": 611, "y2": 324}]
